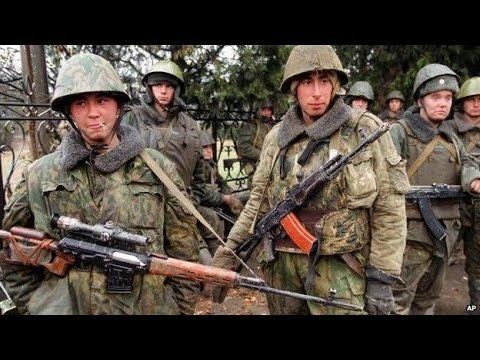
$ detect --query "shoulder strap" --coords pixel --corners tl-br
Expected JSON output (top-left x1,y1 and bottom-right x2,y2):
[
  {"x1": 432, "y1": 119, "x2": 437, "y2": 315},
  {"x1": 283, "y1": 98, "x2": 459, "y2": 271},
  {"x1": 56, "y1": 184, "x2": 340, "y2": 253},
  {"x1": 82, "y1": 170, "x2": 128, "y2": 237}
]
[
  {"x1": 407, "y1": 135, "x2": 442, "y2": 178},
  {"x1": 466, "y1": 132, "x2": 480, "y2": 152},
  {"x1": 139, "y1": 150, "x2": 223, "y2": 243}
]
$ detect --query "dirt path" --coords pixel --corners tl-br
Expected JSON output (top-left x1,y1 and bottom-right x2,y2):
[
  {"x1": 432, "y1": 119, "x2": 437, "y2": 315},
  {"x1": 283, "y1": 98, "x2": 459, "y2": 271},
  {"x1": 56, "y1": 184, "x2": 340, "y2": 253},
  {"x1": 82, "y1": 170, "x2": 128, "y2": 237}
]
[{"x1": 195, "y1": 248, "x2": 472, "y2": 315}]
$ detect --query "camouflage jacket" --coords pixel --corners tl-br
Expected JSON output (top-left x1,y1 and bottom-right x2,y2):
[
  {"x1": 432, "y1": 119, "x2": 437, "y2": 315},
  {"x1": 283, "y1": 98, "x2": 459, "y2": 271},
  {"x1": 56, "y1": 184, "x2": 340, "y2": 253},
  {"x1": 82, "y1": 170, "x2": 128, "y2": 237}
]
[
  {"x1": 236, "y1": 117, "x2": 274, "y2": 163},
  {"x1": 201, "y1": 159, "x2": 231, "y2": 207},
  {"x1": 1, "y1": 125, "x2": 200, "y2": 315},
  {"x1": 226, "y1": 101, "x2": 409, "y2": 276},
  {"x1": 123, "y1": 101, "x2": 213, "y2": 205}
]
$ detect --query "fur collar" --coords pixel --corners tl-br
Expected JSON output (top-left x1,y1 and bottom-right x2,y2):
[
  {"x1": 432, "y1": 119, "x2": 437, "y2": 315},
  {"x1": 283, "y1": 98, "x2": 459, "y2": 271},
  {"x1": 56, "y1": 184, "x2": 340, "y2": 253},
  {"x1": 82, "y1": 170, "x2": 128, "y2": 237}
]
[
  {"x1": 58, "y1": 125, "x2": 145, "y2": 173},
  {"x1": 405, "y1": 112, "x2": 454, "y2": 143},
  {"x1": 278, "y1": 97, "x2": 351, "y2": 149},
  {"x1": 452, "y1": 112, "x2": 480, "y2": 133}
]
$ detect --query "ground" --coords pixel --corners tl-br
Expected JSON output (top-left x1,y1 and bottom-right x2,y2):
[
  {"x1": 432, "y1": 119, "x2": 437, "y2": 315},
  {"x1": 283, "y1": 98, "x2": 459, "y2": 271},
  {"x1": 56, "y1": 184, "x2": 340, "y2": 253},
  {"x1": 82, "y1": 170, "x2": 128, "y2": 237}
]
[{"x1": 194, "y1": 244, "x2": 473, "y2": 315}]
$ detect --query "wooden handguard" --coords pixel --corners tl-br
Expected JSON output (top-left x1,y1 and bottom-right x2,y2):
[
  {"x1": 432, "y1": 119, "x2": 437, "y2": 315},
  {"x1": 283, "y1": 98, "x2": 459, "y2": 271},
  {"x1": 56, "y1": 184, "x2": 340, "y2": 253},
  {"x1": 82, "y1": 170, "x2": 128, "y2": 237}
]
[
  {"x1": 0, "y1": 228, "x2": 74, "y2": 277},
  {"x1": 280, "y1": 213, "x2": 315, "y2": 254}
]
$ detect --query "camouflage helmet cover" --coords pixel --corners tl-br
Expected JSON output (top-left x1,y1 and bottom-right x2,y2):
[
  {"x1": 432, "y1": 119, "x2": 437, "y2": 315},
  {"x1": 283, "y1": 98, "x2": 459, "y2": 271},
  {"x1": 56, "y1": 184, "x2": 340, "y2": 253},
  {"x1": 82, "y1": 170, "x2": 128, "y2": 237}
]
[
  {"x1": 199, "y1": 130, "x2": 215, "y2": 147},
  {"x1": 386, "y1": 90, "x2": 405, "y2": 103},
  {"x1": 347, "y1": 81, "x2": 375, "y2": 102},
  {"x1": 142, "y1": 60, "x2": 185, "y2": 94},
  {"x1": 413, "y1": 63, "x2": 459, "y2": 99},
  {"x1": 280, "y1": 45, "x2": 349, "y2": 93},
  {"x1": 51, "y1": 53, "x2": 130, "y2": 112},
  {"x1": 456, "y1": 76, "x2": 480, "y2": 102}
]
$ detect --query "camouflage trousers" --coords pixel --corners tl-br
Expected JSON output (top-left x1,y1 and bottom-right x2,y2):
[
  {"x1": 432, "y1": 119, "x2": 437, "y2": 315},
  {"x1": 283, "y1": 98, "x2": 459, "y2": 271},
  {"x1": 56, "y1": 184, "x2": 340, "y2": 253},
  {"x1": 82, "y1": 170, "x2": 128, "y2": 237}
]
[
  {"x1": 197, "y1": 206, "x2": 225, "y2": 255},
  {"x1": 462, "y1": 225, "x2": 480, "y2": 307},
  {"x1": 261, "y1": 251, "x2": 366, "y2": 315}
]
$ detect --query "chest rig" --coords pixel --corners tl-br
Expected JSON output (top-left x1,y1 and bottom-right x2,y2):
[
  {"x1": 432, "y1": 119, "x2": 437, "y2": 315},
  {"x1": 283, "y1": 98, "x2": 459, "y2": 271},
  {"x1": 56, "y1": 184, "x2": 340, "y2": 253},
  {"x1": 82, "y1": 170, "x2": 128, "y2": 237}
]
[{"x1": 263, "y1": 110, "x2": 368, "y2": 279}]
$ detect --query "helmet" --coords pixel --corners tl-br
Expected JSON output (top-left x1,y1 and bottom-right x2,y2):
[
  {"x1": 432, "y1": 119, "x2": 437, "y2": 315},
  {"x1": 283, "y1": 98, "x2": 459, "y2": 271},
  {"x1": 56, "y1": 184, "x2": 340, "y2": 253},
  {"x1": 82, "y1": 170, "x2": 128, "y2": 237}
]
[
  {"x1": 199, "y1": 131, "x2": 215, "y2": 147},
  {"x1": 259, "y1": 99, "x2": 274, "y2": 110},
  {"x1": 142, "y1": 60, "x2": 185, "y2": 95},
  {"x1": 51, "y1": 53, "x2": 130, "y2": 112},
  {"x1": 385, "y1": 90, "x2": 405, "y2": 103},
  {"x1": 456, "y1": 77, "x2": 480, "y2": 102},
  {"x1": 347, "y1": 81, "x2": 375, "y2": 102},
  {"x1": 280, "y1": 45, "x2": 348, "y2": 93},
  {"x1": 413, "y1": 63, "x2": 459, "y2": 100}
]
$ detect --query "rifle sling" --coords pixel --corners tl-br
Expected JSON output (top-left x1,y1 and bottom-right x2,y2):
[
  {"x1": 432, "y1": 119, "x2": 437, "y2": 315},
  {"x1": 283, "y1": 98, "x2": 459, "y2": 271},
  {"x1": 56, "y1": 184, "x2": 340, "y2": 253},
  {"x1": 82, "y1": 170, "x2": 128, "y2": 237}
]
[
  {"x1": 139, "y1": 150, "x2": 224, "y2": 243},
  {"x1": 466, "y1": 132, "x2": 480, "y2": 153},
  {"x1": 407, "y1": 135, "x2": 456, "y2": 178}
]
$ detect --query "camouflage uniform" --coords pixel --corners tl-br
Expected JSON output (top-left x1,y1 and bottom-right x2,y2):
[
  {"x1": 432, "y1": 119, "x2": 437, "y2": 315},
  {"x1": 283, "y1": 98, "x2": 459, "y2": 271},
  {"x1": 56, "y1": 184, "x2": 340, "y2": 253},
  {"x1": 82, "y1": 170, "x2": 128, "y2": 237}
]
[
  {"x1": 236, "y1": 102, "x2": 276, "y2": 189},
  {"x1": 390, "y1": 64, "x2": 480, "y2": 315},
  {"x1": 211, "y1": 46, "x2": 409, "y2": 315},
  {"x1": 447, "y1": 76, "x2": 480, "y2": 308},
  {"x1": 0, "y1": 53, "x2": 200, "y2": 315},
  {"x1": 378, "y1": 90, "x2": 406, "y2": 124}
]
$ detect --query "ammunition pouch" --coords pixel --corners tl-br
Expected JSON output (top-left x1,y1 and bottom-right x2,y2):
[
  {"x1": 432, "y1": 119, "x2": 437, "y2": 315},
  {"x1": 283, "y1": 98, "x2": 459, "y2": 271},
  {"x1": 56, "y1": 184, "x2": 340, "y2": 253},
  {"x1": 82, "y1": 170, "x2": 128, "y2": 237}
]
[
  {"x1": 314, "y1": 208, "x2": 370, "y2": 255},
  {"x1": 344, "y1": 149, "x2": 378, "y2": 209}
]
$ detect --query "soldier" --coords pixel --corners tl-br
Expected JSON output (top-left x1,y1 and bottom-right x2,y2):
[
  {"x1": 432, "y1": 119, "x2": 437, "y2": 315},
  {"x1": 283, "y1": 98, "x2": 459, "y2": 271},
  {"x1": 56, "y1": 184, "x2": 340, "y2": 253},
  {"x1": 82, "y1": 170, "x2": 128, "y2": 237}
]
[
  {"x1": 200, "y1": 130, "x2": 231, "y2": 195},
  {"x1": 345, "y1": 81, "x2": 375, "y2": 111},
  {"x1": 447, "y1": 76, "x2": 480, "y2": 310},
  {"x1": 236, "y1": 100, "x2": 276, "y2": 191},
  {"x1": 378, "y1": 90, "x2": 406, "y2": 124},
  {"x1": 123, "y1": 60, "x2": 242, "y2": 265},
  {"x1": 0, "y1": 53, "x2": 201, "y2": 315},
  {"x1": 390, "y1": 64, "x2": 480, "y2": 315},
  {"x1": 197, "y1": 130, "x2": 242, "y2": 256},
  {"x1": 208, "y1": 45, "x2": 409, "y2": 315}
]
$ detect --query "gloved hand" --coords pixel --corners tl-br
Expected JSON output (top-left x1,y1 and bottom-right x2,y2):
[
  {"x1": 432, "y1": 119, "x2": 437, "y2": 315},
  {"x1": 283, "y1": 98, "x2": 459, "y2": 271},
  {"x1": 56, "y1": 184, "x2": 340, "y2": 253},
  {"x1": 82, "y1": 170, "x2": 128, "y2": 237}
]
[
  {"x1": 365, "y1": 265, "x2": 403, "y2": 315},
  {"x1": 223, "y1": 194, "x2": 244, "y2": 215},
  {"x1": 365, "y1": 280, "x2": 394, "y2": 315},
  {"x1": 204, "y1": 245, "x2": 237, "y2": 303}
]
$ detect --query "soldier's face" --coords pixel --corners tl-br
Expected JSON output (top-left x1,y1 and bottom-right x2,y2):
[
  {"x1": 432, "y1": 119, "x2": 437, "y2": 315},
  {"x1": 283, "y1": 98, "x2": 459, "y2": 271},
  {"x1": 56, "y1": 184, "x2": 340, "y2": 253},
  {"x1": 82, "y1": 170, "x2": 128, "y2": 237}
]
[
  {"x1": 463, "y1": 95, "x2": 480, "y2": 120},
  {"x1": 151, "y1": 81, "x2": 176, "y2": 107},
  {"x1": 69, "y1": 92, "x2": 119, "y2": 145},
  {"x1": 418, "y1": 90, "x2": 453, "y2": 124},
  {"x1": 296, "y1": 72, "x2": 333, "y2": 118},
  {"x1": 388, "y1": 99, "x2": 403, "y2": 112},
  {"x1": 351, "y1": 97, "x2": 369, "y2": 110},
  {"x1": 203, "y1": 145, "x2": 213, "y2": 160},
  {"x1": 260, "y1": 107, "x2": 273, "y2": 119}
]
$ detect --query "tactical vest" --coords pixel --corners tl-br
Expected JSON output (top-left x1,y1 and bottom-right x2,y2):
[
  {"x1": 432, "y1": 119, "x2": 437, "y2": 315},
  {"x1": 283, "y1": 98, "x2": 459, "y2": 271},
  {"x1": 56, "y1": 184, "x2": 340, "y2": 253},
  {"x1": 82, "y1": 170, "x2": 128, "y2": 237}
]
[
  {"x1": 448, "y1": 115, "x2": 480, "y2": 227},
  {"x1": 128, "y1": 106, "x2": 201, "y2": 188},
  {"x1": 398, "y1": 118, "x2": 461, "y2": 220}
]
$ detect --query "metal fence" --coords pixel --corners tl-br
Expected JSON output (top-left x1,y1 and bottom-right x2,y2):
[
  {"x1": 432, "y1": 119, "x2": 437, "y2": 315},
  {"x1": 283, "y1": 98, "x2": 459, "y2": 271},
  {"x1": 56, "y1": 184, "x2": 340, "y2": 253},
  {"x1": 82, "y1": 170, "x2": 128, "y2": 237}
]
[{"x1": 0, "y1": 101, "x2": 254, "y2": 222}]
